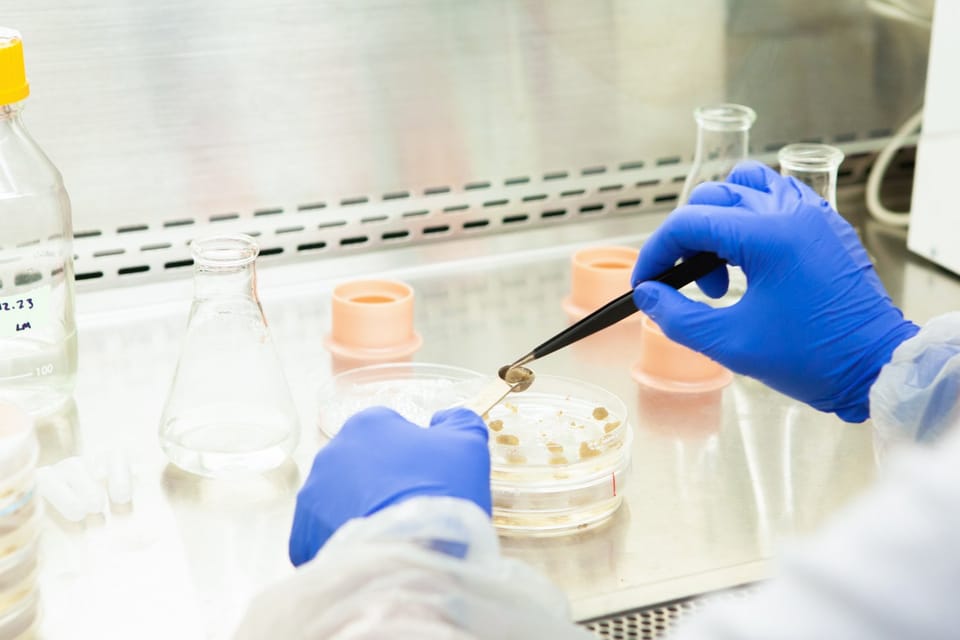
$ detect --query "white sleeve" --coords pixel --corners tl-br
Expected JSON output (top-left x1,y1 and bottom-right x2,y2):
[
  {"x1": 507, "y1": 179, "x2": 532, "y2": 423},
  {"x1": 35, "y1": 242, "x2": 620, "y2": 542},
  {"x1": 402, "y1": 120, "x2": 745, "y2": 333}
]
[
  {"x1": 233, "y1": 496, "x2": 594, "y2": 640},
  {"x1": 668, "y1": 313, "x2": 960, "y2": 640},
  {"x1": 870, "y1": 311, "x2": 960, "y2": 452}
]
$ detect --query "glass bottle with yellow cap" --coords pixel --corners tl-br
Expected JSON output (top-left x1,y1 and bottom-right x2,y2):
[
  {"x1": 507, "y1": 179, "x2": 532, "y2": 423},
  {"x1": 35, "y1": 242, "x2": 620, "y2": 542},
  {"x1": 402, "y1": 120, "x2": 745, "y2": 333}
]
[{"x1": 0, "y1": 28, "x2": 77, "y2": 415}]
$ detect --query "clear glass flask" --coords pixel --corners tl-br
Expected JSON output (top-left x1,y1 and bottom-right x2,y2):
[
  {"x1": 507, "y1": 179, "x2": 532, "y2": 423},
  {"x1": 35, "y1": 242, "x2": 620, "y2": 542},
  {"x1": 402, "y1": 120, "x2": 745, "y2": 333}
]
[
  {"x1": 680, "y1": 103, "x2": 757, "y2": 205},
  {"x1": 159, "y1": 235, "x2": 300, "y2": 476},
  {"x1": 778, "y1": 143, "x2": 845, "y2": 210},
  {"x1": 0, "y1": 29, "x2": 77, "y2": 415}
]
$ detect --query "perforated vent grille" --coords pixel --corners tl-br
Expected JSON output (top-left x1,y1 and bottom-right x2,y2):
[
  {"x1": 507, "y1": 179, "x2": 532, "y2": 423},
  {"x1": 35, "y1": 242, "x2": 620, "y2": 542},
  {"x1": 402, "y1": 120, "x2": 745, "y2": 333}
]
[
  {"x1": 579, "y1": 585, "x2": 757, "y2": 639},
  {"x1": 70, "y1": 138, "x2": 914, "y2": 289}
]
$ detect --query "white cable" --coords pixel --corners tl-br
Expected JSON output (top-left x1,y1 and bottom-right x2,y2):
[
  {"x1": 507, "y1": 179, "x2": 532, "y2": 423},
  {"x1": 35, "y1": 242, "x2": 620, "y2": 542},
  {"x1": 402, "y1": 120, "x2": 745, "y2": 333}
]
[{"x1": 865, "y1": 108, "x2": 923, "y2": 228}]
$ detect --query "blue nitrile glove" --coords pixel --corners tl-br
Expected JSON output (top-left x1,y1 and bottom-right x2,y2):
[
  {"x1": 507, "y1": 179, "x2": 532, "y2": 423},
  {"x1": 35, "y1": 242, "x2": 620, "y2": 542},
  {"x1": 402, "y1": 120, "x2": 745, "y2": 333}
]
[
  {"x1": 631, "y1": 160, "x2": 919, "y2": 422},
  {"x1": 288, "y1": 406, "x2": 491, "y2": 566}
]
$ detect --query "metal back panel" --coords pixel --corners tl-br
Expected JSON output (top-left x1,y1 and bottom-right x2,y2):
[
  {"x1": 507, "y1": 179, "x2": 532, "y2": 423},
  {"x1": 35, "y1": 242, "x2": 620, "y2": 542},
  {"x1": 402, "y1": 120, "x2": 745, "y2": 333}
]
[{"x1": 8, "y1": 1, "x2": 930, "y2": 267}]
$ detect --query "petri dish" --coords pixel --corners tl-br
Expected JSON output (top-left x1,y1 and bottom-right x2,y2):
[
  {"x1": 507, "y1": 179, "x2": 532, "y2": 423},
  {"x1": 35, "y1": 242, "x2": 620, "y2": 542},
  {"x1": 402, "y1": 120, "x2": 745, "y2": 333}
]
[
  {"x1": 316, "y1": 363, "x2": 485, "y2": 438},
  {"x1": 485, "y1": 375, "x2": 631, "y2": 536},
  {"x1": 0, "y1": 587, "x2": 39, "y2": 640},
  {"x1": 316, "y1": 363, "x2": 631, "y2": 536},
  {"x1": 0, "y1": 538, "x2": 37, "y2": 613}
]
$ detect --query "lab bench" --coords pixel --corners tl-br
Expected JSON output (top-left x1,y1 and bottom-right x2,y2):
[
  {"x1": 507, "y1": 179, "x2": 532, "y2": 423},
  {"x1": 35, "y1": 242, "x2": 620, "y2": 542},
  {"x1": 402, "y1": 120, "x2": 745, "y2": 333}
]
[{"x1": 34, "y1": 195, "x2": 959, "y2": 638}]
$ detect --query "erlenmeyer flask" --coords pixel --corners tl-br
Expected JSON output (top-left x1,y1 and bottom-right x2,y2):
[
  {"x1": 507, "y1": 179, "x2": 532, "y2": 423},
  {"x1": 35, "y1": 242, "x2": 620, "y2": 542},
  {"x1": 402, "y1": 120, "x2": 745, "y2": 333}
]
[
  {"x1": 159, "y1": 235, "x2": 300, "y2": 476},
  {"x1": 778, "y1": 143, "x2": 845, "y2": 210},
  {"x1": 679, "y1": 104, "x2": 756, "y2": 303},
  {"x1": 680, "y1": 103, "x2": 757, "y2": 205}
]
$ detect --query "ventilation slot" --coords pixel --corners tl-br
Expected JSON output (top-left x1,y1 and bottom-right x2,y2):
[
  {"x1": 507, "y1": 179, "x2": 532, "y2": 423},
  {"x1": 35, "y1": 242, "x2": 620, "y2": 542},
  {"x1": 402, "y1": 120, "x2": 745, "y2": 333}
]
[
  {"x1": 463, "y1": 220, "x2": 489, "y2": 229},
  {"x1": 163, "y1": 219, "x2": 194, "y2": 228},
  {"x1": 382, "y1": 230, "x2": 410, "y2": 241},
  {"x1": 580, "y1": 586, "x2": 756, "y2": 639},
  {"x1": 93, "y1": 249, "x2": 125, "y2": 258},
  {"x1": 254, "y1": 208, "x2": 283, "y2": 217},
  {"x1": 118, "y1": 265, "x2": 149, "y2": 275},
  {"x1": 340, "y1": 236, "x2": 368, "y2": 246},
  {"x1": 164, "y1": 259, "x2": 194, "y2": 270},
  {"x1": 423, "y1": 225, "x2": 450, "y2": 235},
  {"x1": 502, "y1": 214, "x2": 528, "y2": 224},
  {"x1": 297, "y1": 242, "x2": 327, "y2": 252},
  {"x1": 579, "y1": 204, "x2": 603, "y2": 214},
  {"x1": 210, "y1": 213, "x2": 239, "y2": 222}
]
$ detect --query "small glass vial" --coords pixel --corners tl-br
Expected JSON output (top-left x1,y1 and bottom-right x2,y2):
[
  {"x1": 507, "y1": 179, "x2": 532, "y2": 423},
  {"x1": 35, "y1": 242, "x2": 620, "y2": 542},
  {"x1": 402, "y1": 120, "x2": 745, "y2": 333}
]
[
  {"x1": 0, "y1": 29, "x2": 77, "y2": 415},
  {"x1": 680, "y1": 103, "x2": 757, "y2": 205},
  {"x1": 778, "y1": 143, "x2": 845, "y2": 210},
  {"x1": 159, "y1": 235, "x2": 300, "y2": 476}
]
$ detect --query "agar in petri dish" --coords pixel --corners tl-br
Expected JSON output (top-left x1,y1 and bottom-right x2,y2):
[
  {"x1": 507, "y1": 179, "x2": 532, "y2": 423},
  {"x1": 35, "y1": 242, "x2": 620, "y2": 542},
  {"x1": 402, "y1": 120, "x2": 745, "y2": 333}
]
[{"x1": 316, "y1": 363, "x2": 632, "y2": 536}]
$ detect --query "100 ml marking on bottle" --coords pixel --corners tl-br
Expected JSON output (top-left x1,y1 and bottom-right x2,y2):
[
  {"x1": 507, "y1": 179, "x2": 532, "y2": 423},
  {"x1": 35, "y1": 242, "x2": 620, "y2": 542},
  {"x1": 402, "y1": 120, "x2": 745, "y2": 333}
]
[{"x1": 0, "y1": 285, "x2": 51, "y2": 338}]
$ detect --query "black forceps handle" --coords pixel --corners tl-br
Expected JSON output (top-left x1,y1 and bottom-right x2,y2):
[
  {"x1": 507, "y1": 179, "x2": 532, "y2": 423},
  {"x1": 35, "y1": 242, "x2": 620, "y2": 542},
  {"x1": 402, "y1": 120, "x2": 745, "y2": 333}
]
[{"x1": 522, "y1": 252, "x2": 725, "y2": 365}]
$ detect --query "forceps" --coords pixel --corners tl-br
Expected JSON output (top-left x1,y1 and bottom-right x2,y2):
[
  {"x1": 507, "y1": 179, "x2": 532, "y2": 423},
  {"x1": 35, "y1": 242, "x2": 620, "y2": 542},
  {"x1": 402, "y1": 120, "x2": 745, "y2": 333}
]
[
  {"x1": 463, "y1": 251, "x2": 725, "y2": 417},
  {"x1": 498, "y1": 251, "x2": 725, "y2": 378}
]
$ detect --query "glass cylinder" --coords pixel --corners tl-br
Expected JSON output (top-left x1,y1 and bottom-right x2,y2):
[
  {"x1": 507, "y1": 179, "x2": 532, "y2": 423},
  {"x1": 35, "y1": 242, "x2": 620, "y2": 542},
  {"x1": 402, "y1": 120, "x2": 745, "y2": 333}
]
[
  {"x1": 159, "y1": 235, "x2": 300, "y2": 476},
  {"x1": 778, "y1": 143, "x2": 845, "y2": 210},
  {"x1": 0, "y1": 29, "x2": 77, "y2": 416},
  {"x1": 680, "y1": 104, "x2": 757, "y2": 205}
]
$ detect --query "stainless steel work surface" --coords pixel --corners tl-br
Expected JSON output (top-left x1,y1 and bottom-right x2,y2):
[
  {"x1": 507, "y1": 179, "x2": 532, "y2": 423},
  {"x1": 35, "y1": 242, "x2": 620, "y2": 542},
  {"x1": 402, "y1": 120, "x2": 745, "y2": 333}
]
[{"x1": 35, "y1": 208, "x2": 960, "y2": 637}]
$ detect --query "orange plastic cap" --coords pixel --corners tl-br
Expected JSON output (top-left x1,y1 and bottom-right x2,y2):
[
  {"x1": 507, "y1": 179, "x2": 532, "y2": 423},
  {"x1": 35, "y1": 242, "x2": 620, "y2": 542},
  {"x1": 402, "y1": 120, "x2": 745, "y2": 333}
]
[
  {"x1": 562, "y1": 246, "x2": 640, "y2": 320},
  {"x1": 631, "y1": 316, "x2": 732, "y2": 393},
  {"x1": 325, "y1": 279, "x2": 423, "y2": 361},
  {"x1": 0, "y1": 29, "x2": 29, "y2": 106}
]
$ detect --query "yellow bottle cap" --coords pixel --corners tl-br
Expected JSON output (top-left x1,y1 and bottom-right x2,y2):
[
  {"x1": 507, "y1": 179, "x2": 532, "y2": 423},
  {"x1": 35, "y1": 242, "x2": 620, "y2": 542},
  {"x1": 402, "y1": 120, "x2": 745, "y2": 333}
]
[{"x1": 0, "y1": 28, "x2": 29, "y2": 106}]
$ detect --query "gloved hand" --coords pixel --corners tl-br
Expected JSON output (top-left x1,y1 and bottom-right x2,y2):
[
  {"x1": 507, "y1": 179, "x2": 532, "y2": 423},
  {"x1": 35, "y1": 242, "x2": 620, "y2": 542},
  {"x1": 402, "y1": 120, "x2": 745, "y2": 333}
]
[
  {"x1": 289, "y1": 406, "x2": 491, "y2": 566},
  {"x1": 631, "y1": 160, "x2": 919, "y2": 422}
]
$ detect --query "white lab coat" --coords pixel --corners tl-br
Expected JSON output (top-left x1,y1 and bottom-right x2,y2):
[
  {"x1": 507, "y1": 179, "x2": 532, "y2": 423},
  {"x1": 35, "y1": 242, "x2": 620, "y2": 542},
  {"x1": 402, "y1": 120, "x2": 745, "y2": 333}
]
[{"x1": 235, "y1": 313, "x2": 960, "y2": 639}]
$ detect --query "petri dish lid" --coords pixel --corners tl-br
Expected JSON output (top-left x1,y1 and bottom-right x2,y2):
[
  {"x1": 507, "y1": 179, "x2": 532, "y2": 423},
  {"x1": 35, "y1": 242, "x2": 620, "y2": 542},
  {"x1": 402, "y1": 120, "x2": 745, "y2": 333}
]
[
  {"x1": 484, "y1": 374, "x2": 631, "y2": 487},
  {"x1": 316, "y1": 363, "x2": 486, "y2": 437},
  {"x1": 0, "y1": 406, "x2": 37, "y2": 478}
]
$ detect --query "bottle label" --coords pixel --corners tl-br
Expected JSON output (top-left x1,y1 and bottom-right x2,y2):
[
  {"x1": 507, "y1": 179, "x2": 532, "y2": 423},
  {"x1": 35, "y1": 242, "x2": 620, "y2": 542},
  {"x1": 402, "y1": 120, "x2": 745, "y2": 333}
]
[{"x1": 0, "y1": 285, "x2": 51, "y2": 338}]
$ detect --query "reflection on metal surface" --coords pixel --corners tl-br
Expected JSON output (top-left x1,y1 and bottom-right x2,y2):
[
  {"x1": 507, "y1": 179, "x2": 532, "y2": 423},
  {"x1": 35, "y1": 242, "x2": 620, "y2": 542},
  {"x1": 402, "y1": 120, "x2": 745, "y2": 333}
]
[{"x1": 9, "y1": 0, "x2": 929, "y2": 239}]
